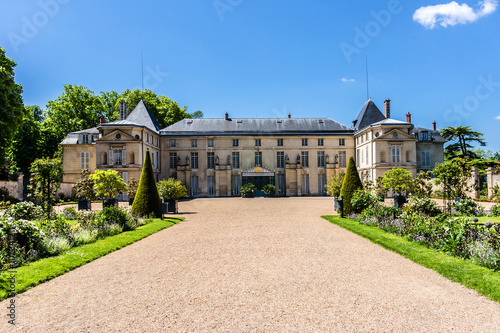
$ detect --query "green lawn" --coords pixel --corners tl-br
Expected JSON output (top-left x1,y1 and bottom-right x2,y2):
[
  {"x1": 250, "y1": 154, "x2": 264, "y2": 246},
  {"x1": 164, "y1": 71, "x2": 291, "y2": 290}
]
[
  {"x1": 322, "y1": 215, "x2": 500, "y2": 303},
  {"x1": 475, "y1": 216, "x2": 500, "y2": 223},
  {"x1": 0, "y1": 217, "x2": 182, "y2": 301}
]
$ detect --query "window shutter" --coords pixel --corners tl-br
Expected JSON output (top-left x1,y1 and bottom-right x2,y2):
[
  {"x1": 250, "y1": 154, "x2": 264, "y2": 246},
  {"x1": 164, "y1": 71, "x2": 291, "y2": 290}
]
[
  {"x1": 122, "y1": 149, "x2": 127, "y2": 165},
  {"x1": 109, "y1": 150, "x2": 113, "y2": 166},
  {"x1": 80, "y1": 152, "x2": 84, "y2": 169}
]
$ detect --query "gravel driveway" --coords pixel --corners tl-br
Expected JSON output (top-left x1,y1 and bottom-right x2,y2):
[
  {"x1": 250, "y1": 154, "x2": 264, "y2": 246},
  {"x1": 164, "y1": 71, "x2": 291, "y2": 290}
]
[{"x1": 2, "y1": 197, "x2": 500, "y2": 332}]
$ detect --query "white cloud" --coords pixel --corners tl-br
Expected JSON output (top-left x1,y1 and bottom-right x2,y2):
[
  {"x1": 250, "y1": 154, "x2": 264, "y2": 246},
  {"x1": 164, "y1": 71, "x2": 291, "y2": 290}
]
[
  {"x1": 495, "y1": 115, "x2": 500, "y2": 120},
  {"x1": 341, "y1": 78, "x2": 355, "y2": 82},
  {"x1": 413, "y1": 0, "x2": 497, "y2": 29}
]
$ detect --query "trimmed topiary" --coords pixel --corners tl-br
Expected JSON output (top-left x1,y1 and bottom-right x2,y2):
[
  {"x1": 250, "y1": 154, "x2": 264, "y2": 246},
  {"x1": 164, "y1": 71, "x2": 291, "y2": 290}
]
[
  {"x1": 131, "y1": 150, "x2": 161, "y2": 217},
  {"x1": 339, "y1": 156, "x2": 363, "y2": 215}
]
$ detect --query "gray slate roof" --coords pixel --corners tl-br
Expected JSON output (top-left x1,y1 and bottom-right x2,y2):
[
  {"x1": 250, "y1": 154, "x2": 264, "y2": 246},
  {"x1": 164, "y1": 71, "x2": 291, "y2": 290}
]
[
  {"x1": 160, "y1": 118, "x2": 353, "y2": 137},
  {"x1": 101, "y1": 100, "x2": 161, "y2": 133},
  {"x1": 412, "y1": 126, "x2": 446, "y2": 143},
  {"x1": 352, "y1": 99, "x2": 387, "y2": 131},
  {"x1": 60, "y1": 127, "x2": 99, "y2": 145}
]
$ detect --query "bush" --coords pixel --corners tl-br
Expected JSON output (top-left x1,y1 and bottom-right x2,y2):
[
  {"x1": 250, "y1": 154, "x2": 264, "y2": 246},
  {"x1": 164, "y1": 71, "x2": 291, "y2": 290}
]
[
  {"x1": 157, "y1": 178, "x2": 187, "y2": 200},
  {"x1": 241, "y1": 183, "x2": 256, "y2": 197},
  {"x1": 325, "y1": 173, "x2": 345, "y2": 198},
  {"x1": 452, "y1": 198, "x2": 484, "y2": 216},
  {"x1": 42, "y1": 236, "x2": 71, "y2": 256},
  {"x1": 131, "y1": 150, "x2": 161, "y2": 217},
  {"x1": 351, "y1": 190, "x2": 379, "y2": 213},
  {"x1": 63, "y1": 206, "x2": 78, "y2": 220},
  {"x1": 96, "y1": 207, "x2": 135, "y2": 231},
  {"x1": 263, "y1": 184, "x2": 276, "y2": 196},
  {"x1": 492, "y1": 205, "x2": 500, "y2": 217},
  {"x1": 339, "y1": 157, "x2": 363, "y2": 215},
  {"x1": 72, "y1": 229, "x2": 98, "y2": 246},
  {"x1": 0, "y1": 218, "x2": 45, "y2": 269},
  {"x1": 403, "y1": 195, "x2": 442, "y2": 217},
  {"x1": 5, "y1": 201, "x2": 44, "y2": 220}
]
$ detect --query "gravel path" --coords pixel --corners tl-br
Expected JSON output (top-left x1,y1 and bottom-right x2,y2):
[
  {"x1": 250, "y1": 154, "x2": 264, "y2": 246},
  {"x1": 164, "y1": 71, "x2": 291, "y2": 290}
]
[{"x1": 2, "y1": 197, "x2": 500, "y2": 332}]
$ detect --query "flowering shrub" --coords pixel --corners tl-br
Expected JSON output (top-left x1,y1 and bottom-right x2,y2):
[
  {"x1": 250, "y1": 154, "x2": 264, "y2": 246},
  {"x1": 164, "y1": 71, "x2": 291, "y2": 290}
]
[
  {"x1": 0, "y1": 218, "x2": 45, "y2": 269},
  {"x1": 62, "y1": 206, "x2": 78, "y2": 220},
  {"x1": 491, "y1": 205, "x2": 500, "y2": 217},
  {"x1": 351, "y1": 190, "x2": 379, "y2": 213},
  {"x1": 5, "y1": 201, "x2": 44, "y2": 220},
  {"x1": 42, "y1": 236, "x2": 71, "y2": 256},
  {"x1": 452, "y1": 198, "x2": 484, "y2": 216},
  {"x1": 403, "y1": 195, "x2": 442, "y2": 217}
]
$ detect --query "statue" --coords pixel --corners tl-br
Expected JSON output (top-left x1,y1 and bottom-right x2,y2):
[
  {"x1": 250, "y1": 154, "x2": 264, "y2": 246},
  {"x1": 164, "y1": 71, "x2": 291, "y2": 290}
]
[
  {"x1": 297, "y1": 154, "x2": 300, "y2": 163},
  {"x1": 215, "y1": 155, "x2": 219, "y2": 164},
  {"x1": 334, "y1": 154, "x2": 338, "y2": 164},
  {"x1": 326, "y1": 154, "x2": 329, "y2": 163},
  {"x1": 186, "y1": 156, "x2": 190, "y2": 165},
  {"x1": 227, "y1": 155, "x2": 231, "y2": 165},
  {"x1": 285, "y1": 154, "x2": 289, "y2": 162}
]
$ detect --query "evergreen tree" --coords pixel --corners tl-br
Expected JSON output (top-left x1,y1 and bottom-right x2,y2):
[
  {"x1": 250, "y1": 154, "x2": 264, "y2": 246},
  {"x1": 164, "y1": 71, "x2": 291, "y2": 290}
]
[
  {"x1": 131, "y1": 150, "x2": 161, "y2": 217},
  {"x1": 339, "y1": 156, "x2": 363, "y2": 215}
]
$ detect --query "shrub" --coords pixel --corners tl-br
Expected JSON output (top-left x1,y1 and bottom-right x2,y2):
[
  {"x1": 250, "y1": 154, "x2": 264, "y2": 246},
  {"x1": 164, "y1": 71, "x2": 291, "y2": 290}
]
[
  {"x1": 42, "y1": 236, "x2": 71, "y2": 256},
  {"x1": 339, "y1": 157, "x2": 363, "y2": 215},
  {"x1": 131, "y1": 150, "x2": 161, "y2": 217},
  {"x1": 452, "y1": 198, "x2": 484, "y2": 216},
  {"x1": 240, "y1": 183, "x2": 256, "y2": 197},
  {"x1": 325, "y1": 173, "x2": 345, "y2": 198},
  {"x1": 63, "y1": 206, "x2": 78, "y2": 220},
  {"x1": 351, "y1": 189, "x2": 379, "y2": 213},
  {"x1": 96, "y1": 207, "x2": 135, "y2": 231},
  {"x1": 157, "y1": 178, "x2": 187, "y2": 200},
  {"x1": 468, "y1": 240, "x2": 500, "y2": 270},
  {"x1": 492, "y1": 205, "x2": 500, "y2": 217},
  {"x1": 0, "y1": 218, "x2": 45, "y2": 269},
  {"x1": 263, "y1": 184, "x2": 276, "y2": 196},
  {"x1": 403, "y1": 195, "x2": 442, "y2": 217},
  {"x1": 72, "y1": 229, "x2": 98, "y2": 246},
  {"x1": 5, "y1": 201, "x2": 44, "y2": 220}
]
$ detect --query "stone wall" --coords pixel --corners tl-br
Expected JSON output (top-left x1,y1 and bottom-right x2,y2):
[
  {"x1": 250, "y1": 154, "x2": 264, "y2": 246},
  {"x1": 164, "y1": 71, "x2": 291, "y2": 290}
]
[
  {"x1": 487, "y1": 168, "x2": 500, "y2": 198},
  {"x1": 0, "y1": 175, "x2": 24, "y2": 200}
]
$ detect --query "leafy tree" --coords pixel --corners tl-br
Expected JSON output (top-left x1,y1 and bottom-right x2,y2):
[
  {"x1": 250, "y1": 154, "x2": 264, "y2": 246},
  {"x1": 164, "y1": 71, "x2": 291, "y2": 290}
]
[
  {"x1": 127, "y1": 178, "x2": 139, "y2": 199},
  {"x1": 412, "y1": 171, "x2": 433, "y2": 198},
  {"x1": 89, "y1": 169, "x2": 127, "y2": 199},
  {"x1": 29, "y1": 157, "x2": 63, "y2": 219},
  {"x1": 339, "y1": 157, "x2": 363, "y2": 215},
  {"x1": 433, "y1": 158, "x2": 471, "y2": 198},
  {"x1": 97, "y1": 90, "x2": 119, "y2": 122},
  {"x1": 381, "y1": 168, "x2": 413, "y2": 195},
  {"x1": 72, "y1": 169, "x2": 95, "y2": 200},
  {"x1": 131, "y1": 150, "x2": 161, "y2": 217},
  {"x1": 0, "y1": 47, "x2": 24, "y2": 168},
  {"x1": 325, "y1": 172, "x2": 345, "y2": 198},
  {"x1": 440, "y1": 126, "x2": 486, "y2": 159},
  {"x1": 157, "y1": 178, "x2": 187, "y2": 200}
]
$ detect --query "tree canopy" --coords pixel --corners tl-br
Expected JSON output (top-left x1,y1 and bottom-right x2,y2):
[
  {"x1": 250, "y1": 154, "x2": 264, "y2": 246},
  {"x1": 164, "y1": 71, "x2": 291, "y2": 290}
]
[
  {"x1": 29, "y1": 157, "x2": 63, "y2": 219},
  {"x1": 440, "y1": 126, "x2": 486, "y2": 159},
  {"x1": 381, "y1": 168, "x2": 413, "y2": 195}
]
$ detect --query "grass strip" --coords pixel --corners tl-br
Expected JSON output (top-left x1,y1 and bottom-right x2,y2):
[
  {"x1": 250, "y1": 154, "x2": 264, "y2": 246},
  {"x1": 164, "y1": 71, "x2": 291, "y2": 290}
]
[
  {"x1": 322, "y1": 215, "x2": 500, "y2": 303},
  {"x1": 0, "y1": 217, "x2": 183, "y2": 301}
]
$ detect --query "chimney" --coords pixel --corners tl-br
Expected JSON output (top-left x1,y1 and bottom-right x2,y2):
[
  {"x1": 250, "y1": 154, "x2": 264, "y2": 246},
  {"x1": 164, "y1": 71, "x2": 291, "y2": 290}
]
[
  {"x1": 432, "y1": 120, "x2": 436, "y2": 131},
  {"x1": 288, "y1": 113, "x2": 291, "y2": 118},
  {"x1": 384, "y1": 99, "x2": 391, "y2": 119},
  {"x1": 119, "y1": 100, "x2": 127, "y2": 120},
  {"x1": 99, "y1": 115, "x2": 106, "y2": 124},
  {"x1": 406, "y1": 112, "x2": 411, "y2": 123},
  {"x1": 225, "y1": 112, "x2": 229, "y2": 120}
]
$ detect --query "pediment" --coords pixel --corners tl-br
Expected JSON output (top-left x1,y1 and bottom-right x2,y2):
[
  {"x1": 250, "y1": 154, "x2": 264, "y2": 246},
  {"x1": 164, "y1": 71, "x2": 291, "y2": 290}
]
[
  {"x1": 97, "y1": 129, "x2": 140, "y2": 142},
  {"x1": 376, "y1": 128, "x2": 415, "y2": 140}
]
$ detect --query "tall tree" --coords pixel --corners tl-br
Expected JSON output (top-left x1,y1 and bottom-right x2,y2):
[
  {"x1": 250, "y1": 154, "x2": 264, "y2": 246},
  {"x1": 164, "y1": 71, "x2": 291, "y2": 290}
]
[
  {"x1": 0, "y1": 46, "x2": 24, "y2": 168},
  {"x1": 440, "y1": 126, "x2": 486, "y2": 159},
  {"x1": 132, "y1": 150, "x2": 161, "y2": 217},
  {"x1": 29, "y1": 157, "x2": 63, "y2": 220},
  {"x1": 339, "y1": 157, "x2": 363, "y2": 215}
]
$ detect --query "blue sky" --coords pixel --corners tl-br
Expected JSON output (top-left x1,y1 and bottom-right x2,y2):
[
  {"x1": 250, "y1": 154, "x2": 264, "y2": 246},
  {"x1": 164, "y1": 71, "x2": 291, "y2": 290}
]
[{"x1": 1, "y1": 0, "x2": 499, "y2": 151}]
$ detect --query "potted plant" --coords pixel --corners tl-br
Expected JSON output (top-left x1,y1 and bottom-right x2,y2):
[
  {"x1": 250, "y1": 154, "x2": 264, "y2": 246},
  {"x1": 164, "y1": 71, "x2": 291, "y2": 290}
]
[
  {"x1": 240, "y1": 183, "x2": 256, "y2": 198},
  {"x1": 89, "y1": 169, "x2": 127, "y2": 208},
  {"x1": 157, "y1": 178, "x2": 187, "y2": 214},
  {"x1": 127, "y1": 178, "x2": 138, "y2": 206},
  {"x1": 263, "y1": 184, "x2": 276, "y2": 197},
  {"x1": 72, "y1": 169, "x2": 95, "y2": 210}
]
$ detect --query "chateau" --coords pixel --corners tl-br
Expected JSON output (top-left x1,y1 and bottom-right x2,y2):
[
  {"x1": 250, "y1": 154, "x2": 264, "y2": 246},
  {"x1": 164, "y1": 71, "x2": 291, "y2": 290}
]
[{"x1": 60, "y1": 99, "x2": 444, "y2": 197}]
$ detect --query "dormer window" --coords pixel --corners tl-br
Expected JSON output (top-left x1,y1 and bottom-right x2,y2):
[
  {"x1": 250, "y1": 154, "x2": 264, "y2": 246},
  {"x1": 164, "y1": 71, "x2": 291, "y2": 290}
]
[
  {"x1": 419, "y1": 131, "x2": 429, "y2": 141},
  {"x1": 82, "y1": 134, "x2": 90, "y2": 144}
]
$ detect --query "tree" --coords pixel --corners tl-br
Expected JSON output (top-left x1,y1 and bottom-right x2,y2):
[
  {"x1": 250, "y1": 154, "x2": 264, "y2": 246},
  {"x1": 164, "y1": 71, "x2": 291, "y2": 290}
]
[
  {"x1": 72, "y1": 169, "x2": 95, "y2": 200},
  {"x1": 89, "y1": 169, "x2": 127, "y2": 199},
  {"x1": 412, "y1": 171, "x2": 433, "y2": 198},
  {"x1": 29, "y1": 157, "x2": 63, "y2": 219},
  {"x1": 440, "y1": 126, "x2": 486, "y2": 159},
  {"x1": 325, "y1": 172, "x2": 345, "y2": 198},
  {"x1": 131, "y1": 150, "x2": 161, "y2": 217},
  {"x1": 157, "y1": 178, "x2": 187, "y2": 200},
  {"x1": 433, "y1": 158, "x2": 471, "y2": 198},
  {"x1": 339, "y1": 157, "x2": 363, "y2": 215},
  {"x1": 381, "y1": 168, "x2": 413, "y2": 195},
  {"x1": 127, "y1": 178, "x2": 139, "y2": 200},
  {"x1": 0, "y1": 47, "x2": 24, "y2": 168}
]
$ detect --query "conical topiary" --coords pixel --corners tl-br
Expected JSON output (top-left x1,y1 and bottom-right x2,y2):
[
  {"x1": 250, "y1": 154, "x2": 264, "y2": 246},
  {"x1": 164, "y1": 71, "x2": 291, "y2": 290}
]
[
  {"x1": 339, "y1": 156, "x2": 363, "y2": 215},
  {"x1": 131, "y1": 149, "x2": 161, "y2": 217}
]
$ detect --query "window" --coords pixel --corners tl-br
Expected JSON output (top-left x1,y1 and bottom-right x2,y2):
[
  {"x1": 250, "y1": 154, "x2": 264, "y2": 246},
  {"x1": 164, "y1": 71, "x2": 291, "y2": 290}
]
[
  {"x1": 232, "y1": 152, "x2": 240, "y2": 169},
  {"x1": 318, "y1": 174, "x2": 326, "y2": 195},
  {"x1": 82, "y1": 134, "x2": 90, "y2": 144},
  {"x1": 190, "y1": 176, "x2": 198, "y2": 196},
  {"x1": 255, "y1": 152, "x2": 262, "y2": 166},
  {"x1": 301, "y1": 151, "x2": 309, "y2": 167},
  {"x1": 207, "y1": 152, "x2": 215, "y2": 169},
  {"x1": 255, "y1": 139, "x2": 261, "y2": 147},
  {"x1": 191, "y1": 139, "x2": 197, "y2": 148},
  {"x1": 80, "y1": 151, "x2": 90, "y2": 170},
  {"x1": 419, "y1": 131, "x2": 429, "y2": 141},
  {"x1": 146, "y1": 133, "x2": 149, "y2": 143},
  {"x1": 109, "y1": 148, "x2": 126, "y2": 166},
  {"x1": 169, "y1": 153, "x2": 177, "y2": 169},
  {"x1": 191, "y1": 152, "x2": 198, "y2": 169},
  {"x1": 207, "y1": 176, "x2": 215, "y2": 196},
  {"x1": 232, "y1": 175, "x2": 240, "y2": 196},
  {"x1": 302, "y1": 138, "x2": 308, "y2": 146},
  {"x1": 366, "y1": 146, "x2": 369, "y2": 163},
  {"x1": 277, "y1": 152, "x2": 285, "y2": 168},
  {"x1": 339, "y1": 151, "x2": 346, "y2": 168},
  {"x1": 317, "y1": 151, "x2": 325, "y2": 167},
  {"x1": 277, "y1": 138, "x2": 283, "y2": 146},
  {"x1": 339, "y1": 138, "x2": 345, "y2": 146},
  {"x1": 233, "y1": 139, "x2": 239, "y2": 147},
  {"x1": 318, "y1": 138, "x2": 324, "y2": 146},
  {"x1": 391, "y1": 146, "x2": 401, "y2": 163},
  {"x1": 421, "y1": 151, "x2": 431, "y2": 168},
  {"x1": 302, "y1": 174, "x2": 309, "y2": 195},
  {"x1": 170, "y1": 140, "x2": 176, "y2": 147},
  {"x1": 277, "y1": 174, "x2": 286, "y2": 195},
  {"x1": 208, "y1": 139, "x2": 214, "y2": 148}
]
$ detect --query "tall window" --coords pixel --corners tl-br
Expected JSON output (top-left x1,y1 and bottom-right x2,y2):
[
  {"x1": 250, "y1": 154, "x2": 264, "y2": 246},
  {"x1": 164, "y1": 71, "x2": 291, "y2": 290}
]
[
  {"x1": 339, "y1": 151, "x2": 346, "y2": 168},
  {"x1": 302, "y1": 138, "x2": 308, "y2": 146},
  {"x1": 318, "y1": 138, "x2": 324, "y2": 146},
  {"x1": 207, "y1": 152, "x2": 215, "y2": 169},
  {"x1": 255, "y1": 139, "x2": 261, "y2": 147},
  {"x1": 317, "y1": 151, "x2": 325, "y2": 167},
  {"x1": 207, "y1": 176, "x2": 215, "y2": 196},
  {"x1": 232, "y1": 175, "x2": 240, "y2": 196},
  {"x1": 110, "y1": 148, "x2": 125, "y2": 166},
  {"x1": 318, "y1": 174, "x2": 326, "y2": 195},
  {"x1": 170, "y1": 139, "x2": 176, "y2": 147},
  {"x1": 302, "y1": 174, "x2": 309, "y2": 195},
  {"x1": 190, "y1": 176, "x2": 198, "y2": 196},
  {"x1": 392, "y1": 146, "x2": 401, "y2": 163},
  {"x1": 208, "y1": 139, "x2": 214, "y2": 148},
  {"x1": 277, "y1": 152, "x2": 285, "y2": 168},
  {"x1": 232, "y1": 152, "x2": 240, "y2": 169},
  {"x1": 233, "y1": 139, "x2": 239, "y2": 147},
  {"x1": 277, "y1": 138, "x2": 283, "y2": 146},
  {"x1": 191, "y1": 139, "x2": 197, "y2": 148},
  {"x1": 421, "y1": 151, "x2": 431, "y2": 168},
  {"x1": 255, "y1": 152, "x2": 262, "y2": 166},
  {"x1": 366, "y1": 146, "x2": 369, "y2": 163},
  {"x1": 191, "y1": 152, "x2": 198, "y2": 169},
  {"x1": 301, "y1": 151, "x2": 309, "y2": 167},
  {"x1": 169, "y1": 153, "x2": 177, "y2": 169},
  {"x1": 80, "y1": 151, "x2": 90, "y2": 170}
]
